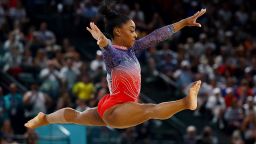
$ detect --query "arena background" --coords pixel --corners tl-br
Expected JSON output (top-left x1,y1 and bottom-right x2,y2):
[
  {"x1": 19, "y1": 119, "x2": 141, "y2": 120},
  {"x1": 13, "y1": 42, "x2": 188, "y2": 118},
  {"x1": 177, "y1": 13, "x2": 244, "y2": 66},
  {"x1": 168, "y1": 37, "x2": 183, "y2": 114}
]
[{"x1": 0, "y1": 0, "x2": 256, "y2": 143}]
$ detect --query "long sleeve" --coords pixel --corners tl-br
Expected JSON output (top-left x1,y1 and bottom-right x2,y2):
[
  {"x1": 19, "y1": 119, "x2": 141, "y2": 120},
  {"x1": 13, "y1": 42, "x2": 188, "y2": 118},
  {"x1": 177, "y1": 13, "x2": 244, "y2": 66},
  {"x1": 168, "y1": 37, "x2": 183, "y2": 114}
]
[
  {"x1": 101, "y1": 42, "x2": 115, "y2": 74},
  {"x1": 132, "y1": 25, "x2": 175, "y2": 54}
]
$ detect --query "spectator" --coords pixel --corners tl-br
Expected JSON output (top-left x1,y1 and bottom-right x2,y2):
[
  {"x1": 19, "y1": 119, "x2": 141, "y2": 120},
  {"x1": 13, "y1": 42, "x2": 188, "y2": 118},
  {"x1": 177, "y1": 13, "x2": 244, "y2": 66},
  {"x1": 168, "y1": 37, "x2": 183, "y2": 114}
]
[
  {"x1": 2, "y1": 32, "x2": 24, "y2": 72},
  {"x1": 22, "y1": 49, "x2": 33, "y2": 68},
  {"x1": 224, "y1": 100, "x2": 244, "y2": 135},
  {"x1": 206, "y1": 88, "x2": 226, "y2": 123},
  {"x1": 224, "y1": 88, "x2": 237, "y2": 108},
  {"x1": 174, "y1": 60, "x2": 193, "y2": 90},
  {"x1": 235, "y1": 79, "x2": 253, "y2": 103},
  {"x1": 212, "y1": 107, "x2": 228, "y2": 131},
  {"x1": 33, "y1": 49, "x2": 48, "y2": 69},
  {"x1": 11, "y1": 22, "x2": 25, "y2": 42},
  {"x1": 129, "y1": 3, "x2": 145, "y2": 29},
  {"x1": 3, "y1": 83, "x2": 25, "y2": 134},
  {"x1": 3, "y1": 44, "x2": 23, "y2": 72},
  {"x1": 183, "y1": 125, "x2": 197, "y2": 144},
  {"x1": 37, "y1": 22, "x2": 56, "y2": 46},
  {"x1": 56, "y1": 91, "x2": 72, "y2": 109},
  {"x1": 23, "y1": 82, "x2": 52, "y2": 119},
  {"x1": 196, "y1": 126, "x2": 218, "y2": 144},
  {"x1": 158, "y1": 52, "x2": 177, "y2": 77},
  {"x1": 198, "y1": 55, "x2": 215, "y2": 80},
  {"x1": 230, "y1": 130, "x2": 244, "y2": 144},
  {"x1": 80, "y1": 1, "x2": 98, "y2": 19},
  {"x1": 241, "y1": 111, "x2": 256, "y2": 143},
  {"x1": 39, "y1": 59, "x2": 61, "y2": 99},
  {"x1": 72, "y1": 74, "x2": 95, "y2": 101},
  {"x1": 8, "y1": 0, "x2": 27, "y2": 22},
  {"x1": 76, "y1": 99, "x2": 88, "y2": 112},
  {"x1": 60, "y1": 53, "x2": 80, "y2": 90},
  {"x1": 90, "y1": 50, "x2": 105, "y2": 72},
  {"x1": 1, "y1": 119, "x2": 15, "y2": 143},
  {"x1": 61, "y1": 38, "x2": 72, "y2": 53},
  {"x1": 95, "y1": 76, "x2": 108, "y2": 100},
  {"x1": 243, "y1": 96, "x2": 256, "y2": 115},
  {"x1": 3, "y1": 32, "x2": 23, "y2": 53}
]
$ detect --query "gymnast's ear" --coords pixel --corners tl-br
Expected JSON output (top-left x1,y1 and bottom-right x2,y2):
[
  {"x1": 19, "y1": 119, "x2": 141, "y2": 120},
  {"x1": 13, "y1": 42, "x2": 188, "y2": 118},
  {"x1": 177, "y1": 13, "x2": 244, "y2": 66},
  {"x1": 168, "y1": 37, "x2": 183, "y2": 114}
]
[{"x1": 113, "y1": 27, "x2": 121, "y2": 37}]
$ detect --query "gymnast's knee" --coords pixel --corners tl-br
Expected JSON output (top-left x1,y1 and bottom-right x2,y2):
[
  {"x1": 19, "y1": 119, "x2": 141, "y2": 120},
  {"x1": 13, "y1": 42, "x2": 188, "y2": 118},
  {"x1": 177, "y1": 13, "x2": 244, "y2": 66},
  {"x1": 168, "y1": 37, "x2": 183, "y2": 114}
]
[{"x1": 63, "y1": 107, "x2": 80, "y2": 122}]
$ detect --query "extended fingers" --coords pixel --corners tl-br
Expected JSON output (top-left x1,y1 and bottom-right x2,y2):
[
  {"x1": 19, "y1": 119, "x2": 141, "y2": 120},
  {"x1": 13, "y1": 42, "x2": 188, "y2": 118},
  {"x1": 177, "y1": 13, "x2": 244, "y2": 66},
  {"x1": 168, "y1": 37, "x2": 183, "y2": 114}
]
[
  {"x1": 196, "y1": 80, "x2": 201, "y2": 85},
  {"x1": 86, "y1": 22, "x2": 95, "y2": 33},
  {"x1": 92, "y1": 23, "x2": 101, "y2": 32},
  {"x1": 89, "y1": 22, "x2": 101, "y2": 33},
  {"x1": 192, "y1": 11, "x2": 201, "y2": 18},
  {"x1": 86, "y1": 26, "x2": 92, "y2": 33},
  {"x1": 192, "y1": 8, "x2": 206, "y2": 19},
  {"x1": 190, "y1": 9, "x2": 206, "y2": 27},
  {"x1": 87, "y1": 22, "x2": 101, "y2": 35},
  {"x1": 197, "y1": 9, "x2": 206, "y2": 18},
  {"x1": 192, "y1": 80, "x2": 202, "y2": 86},
  {"x1": 195, "y1": 9, "x2": 206, "y2": 18}
]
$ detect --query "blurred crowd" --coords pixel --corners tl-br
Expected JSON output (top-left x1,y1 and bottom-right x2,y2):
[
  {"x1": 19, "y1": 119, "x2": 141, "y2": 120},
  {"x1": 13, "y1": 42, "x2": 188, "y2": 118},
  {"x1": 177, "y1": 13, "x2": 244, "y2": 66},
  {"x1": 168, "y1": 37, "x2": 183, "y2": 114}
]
[{"x1": 0, "y1": 0, "x2": 256, "y2": 143}]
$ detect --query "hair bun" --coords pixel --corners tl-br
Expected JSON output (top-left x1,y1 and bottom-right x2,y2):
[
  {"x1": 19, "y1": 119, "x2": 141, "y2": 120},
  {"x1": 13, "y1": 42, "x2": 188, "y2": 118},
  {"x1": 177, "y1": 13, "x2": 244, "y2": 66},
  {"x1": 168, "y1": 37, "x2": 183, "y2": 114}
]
[
  {"x1": 98, "y1": 0, "x2": 130, "y2": 39},
  {"x1": 99, "y1": 0, "x2": 118, "y2": 19}
]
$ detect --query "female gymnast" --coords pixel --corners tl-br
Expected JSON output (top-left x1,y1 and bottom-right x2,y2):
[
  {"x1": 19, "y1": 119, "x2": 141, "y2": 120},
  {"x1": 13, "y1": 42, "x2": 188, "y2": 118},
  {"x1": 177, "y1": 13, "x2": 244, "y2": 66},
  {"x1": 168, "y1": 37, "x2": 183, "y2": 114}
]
[{"x1": 25, "y1": 1, "x2": 206, "y2": 129}]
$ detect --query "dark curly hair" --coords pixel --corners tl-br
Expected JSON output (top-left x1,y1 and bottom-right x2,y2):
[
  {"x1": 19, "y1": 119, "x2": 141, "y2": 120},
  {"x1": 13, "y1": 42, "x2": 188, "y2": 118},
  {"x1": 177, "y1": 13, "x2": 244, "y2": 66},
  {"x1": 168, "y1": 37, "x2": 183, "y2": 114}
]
[{"x1": 99, "y1": 0, "x2": 131, "y2": 39}]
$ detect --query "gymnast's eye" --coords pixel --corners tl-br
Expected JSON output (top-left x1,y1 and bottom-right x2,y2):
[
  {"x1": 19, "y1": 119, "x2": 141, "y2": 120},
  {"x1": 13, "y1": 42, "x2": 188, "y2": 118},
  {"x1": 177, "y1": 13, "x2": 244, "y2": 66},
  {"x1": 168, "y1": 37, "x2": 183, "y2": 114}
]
[{"x1": 130, "y1": 30, "x2": 135, "y2": 33}]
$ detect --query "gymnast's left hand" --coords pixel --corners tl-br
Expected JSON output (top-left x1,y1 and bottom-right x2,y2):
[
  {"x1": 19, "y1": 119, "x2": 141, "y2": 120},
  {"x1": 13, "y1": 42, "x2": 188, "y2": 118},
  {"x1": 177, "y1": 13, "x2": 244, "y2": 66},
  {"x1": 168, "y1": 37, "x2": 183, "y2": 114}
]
[{"x1": 184, "y1": 8, "x2": 206, "y2": 27}]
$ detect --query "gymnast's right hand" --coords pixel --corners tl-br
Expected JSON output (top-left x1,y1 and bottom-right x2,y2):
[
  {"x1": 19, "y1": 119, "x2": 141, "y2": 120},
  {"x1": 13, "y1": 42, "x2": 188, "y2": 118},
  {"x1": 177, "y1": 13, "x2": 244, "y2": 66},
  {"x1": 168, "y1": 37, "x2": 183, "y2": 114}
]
[{"x1": 86, "y1": 22, "x2": 108, "y2": 48}]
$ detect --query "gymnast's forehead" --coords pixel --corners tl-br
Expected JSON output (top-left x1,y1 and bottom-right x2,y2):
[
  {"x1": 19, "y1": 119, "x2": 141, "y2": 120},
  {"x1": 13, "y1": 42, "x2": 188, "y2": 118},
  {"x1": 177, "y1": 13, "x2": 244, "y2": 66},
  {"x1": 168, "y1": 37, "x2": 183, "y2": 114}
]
[{"x1": 122, "y1": 20, "x2": 136, "y2": 29}]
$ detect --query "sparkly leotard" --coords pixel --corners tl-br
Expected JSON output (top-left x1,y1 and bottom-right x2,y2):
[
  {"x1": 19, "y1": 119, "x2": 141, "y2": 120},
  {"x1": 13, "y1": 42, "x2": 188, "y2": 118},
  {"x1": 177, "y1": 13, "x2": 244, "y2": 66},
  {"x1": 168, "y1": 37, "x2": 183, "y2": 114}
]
[{"x1": 97, "y1": 25, "x2": 174, "y2": 118}]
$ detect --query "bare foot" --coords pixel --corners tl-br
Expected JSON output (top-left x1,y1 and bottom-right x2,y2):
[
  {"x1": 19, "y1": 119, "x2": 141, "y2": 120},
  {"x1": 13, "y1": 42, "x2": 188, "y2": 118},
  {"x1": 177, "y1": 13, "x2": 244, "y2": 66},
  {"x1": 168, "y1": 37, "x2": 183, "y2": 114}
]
[
  {"x1": 185, "y1": 80, "x2": 201, "y2": 110},
  {"x1": 24, "y1": 112, "x2": 48, "y2": 129}
]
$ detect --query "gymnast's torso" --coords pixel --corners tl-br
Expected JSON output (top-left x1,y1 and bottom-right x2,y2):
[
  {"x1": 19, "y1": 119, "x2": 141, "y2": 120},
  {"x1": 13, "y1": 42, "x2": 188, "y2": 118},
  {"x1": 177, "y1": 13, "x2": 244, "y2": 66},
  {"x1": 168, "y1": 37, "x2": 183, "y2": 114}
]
[
  {"x1": 102, "y1": 45, "x2": 141, "y2": 100},
  {"x1": 101, "y1": 25, "x2": 174, "y2": 100}
]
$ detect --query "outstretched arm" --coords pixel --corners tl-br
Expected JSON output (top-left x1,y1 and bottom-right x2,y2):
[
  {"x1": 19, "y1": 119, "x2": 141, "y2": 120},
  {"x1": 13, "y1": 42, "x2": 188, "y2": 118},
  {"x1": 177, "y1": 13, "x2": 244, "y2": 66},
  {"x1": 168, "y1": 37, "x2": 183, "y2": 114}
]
[
  {"x1": 133, "y1": 9, "x2": 206, "y2": 53},
  {"x1": 86, "y1": 22, "x2": 109, "y2": 48}
]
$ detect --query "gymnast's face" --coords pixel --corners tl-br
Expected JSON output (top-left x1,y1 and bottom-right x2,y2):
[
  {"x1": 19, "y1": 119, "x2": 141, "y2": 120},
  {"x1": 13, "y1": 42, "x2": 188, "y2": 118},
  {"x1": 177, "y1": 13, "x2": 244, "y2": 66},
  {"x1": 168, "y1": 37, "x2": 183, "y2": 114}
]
[{"x1": 114, "y1": 20, "x2": 138, "y2": 48}]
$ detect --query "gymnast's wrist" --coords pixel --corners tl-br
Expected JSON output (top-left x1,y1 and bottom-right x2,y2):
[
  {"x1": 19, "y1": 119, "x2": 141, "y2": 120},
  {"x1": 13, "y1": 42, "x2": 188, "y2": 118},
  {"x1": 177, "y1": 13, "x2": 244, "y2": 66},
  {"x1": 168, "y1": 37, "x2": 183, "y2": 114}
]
[
  {"x1": 180, "y1": 19, "x2": 189, "y2": 27},
  {"x1": 172, "y1": 19, "x2": 187, "y2": 33}
]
